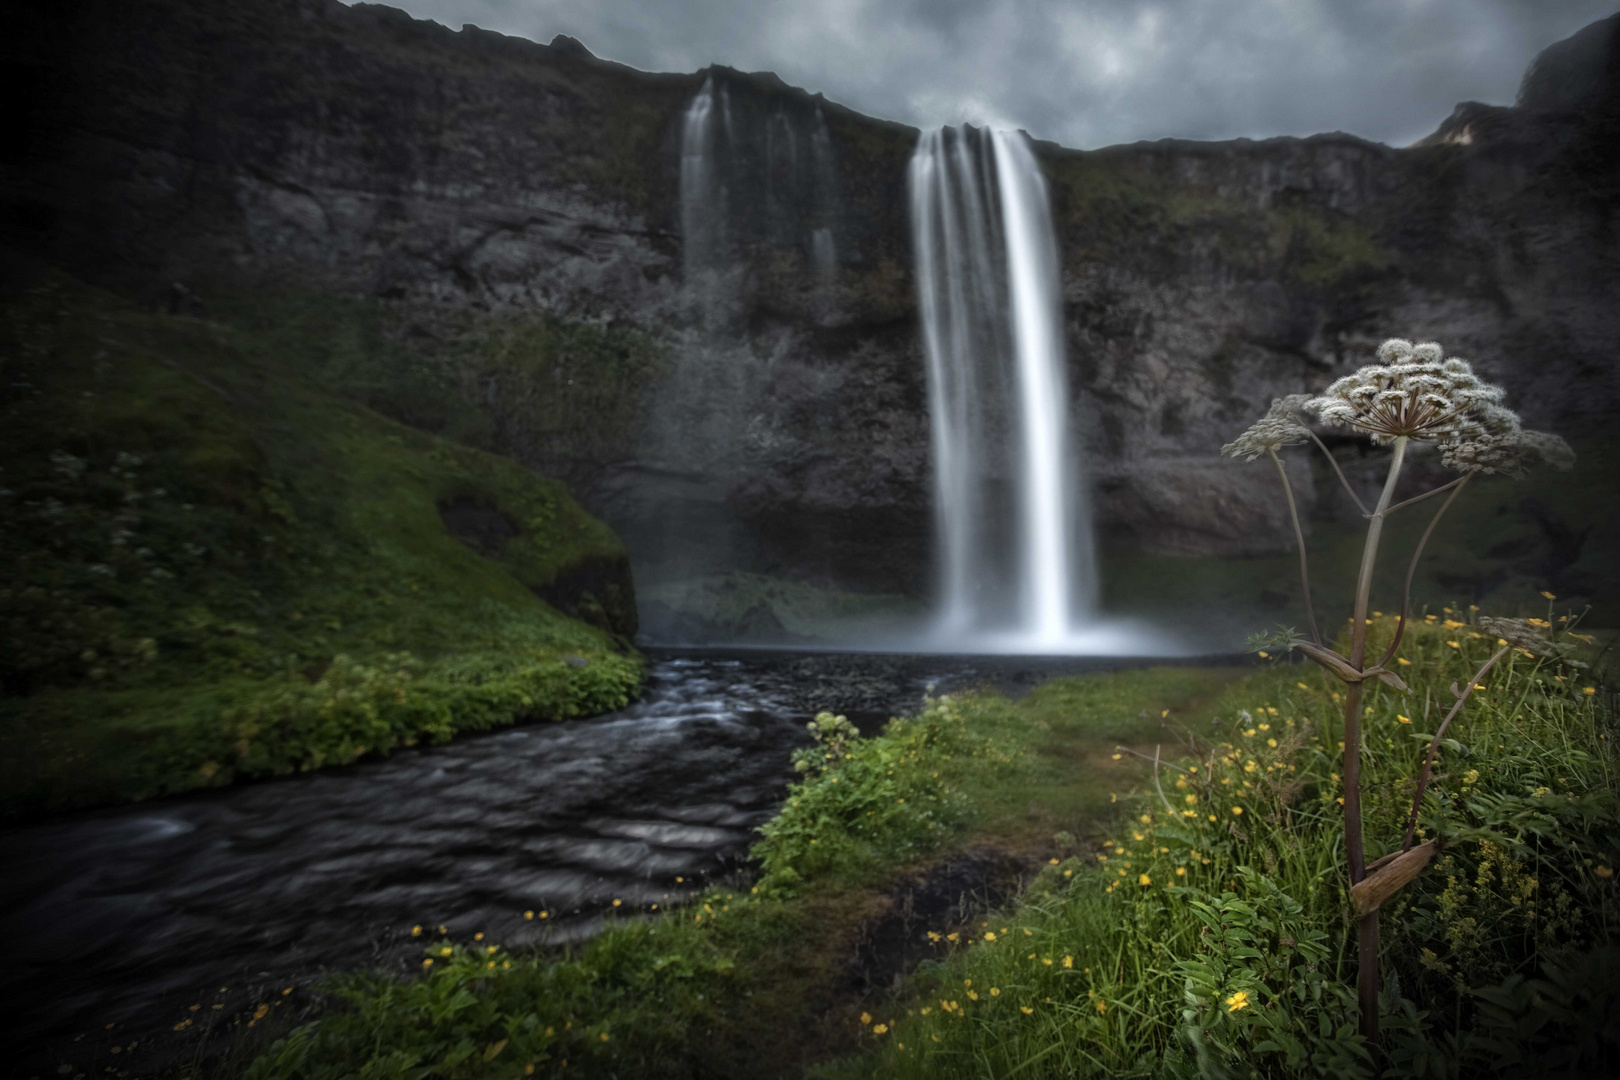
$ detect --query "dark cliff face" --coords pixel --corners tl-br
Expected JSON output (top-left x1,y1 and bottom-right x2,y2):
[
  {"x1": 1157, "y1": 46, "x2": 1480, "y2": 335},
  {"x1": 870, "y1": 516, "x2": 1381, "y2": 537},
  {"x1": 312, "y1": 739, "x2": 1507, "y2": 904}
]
[{"x1": 5, "y1": 1, "x2": 1617, "y2": 593}]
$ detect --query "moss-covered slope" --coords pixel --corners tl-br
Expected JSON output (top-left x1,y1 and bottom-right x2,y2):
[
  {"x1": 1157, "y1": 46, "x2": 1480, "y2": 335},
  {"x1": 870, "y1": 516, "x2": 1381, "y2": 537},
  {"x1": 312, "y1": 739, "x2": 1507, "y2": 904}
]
[{"x1": 0, "y1": 272, "x2": 642, "y2": 817}]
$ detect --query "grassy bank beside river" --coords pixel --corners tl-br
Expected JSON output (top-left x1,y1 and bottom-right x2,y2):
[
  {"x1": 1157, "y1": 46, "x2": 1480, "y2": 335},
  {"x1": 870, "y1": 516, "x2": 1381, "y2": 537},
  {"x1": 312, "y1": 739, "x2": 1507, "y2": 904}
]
[{"x1": 190, "y1": 617, "x2": 1617, "y2": 1080}]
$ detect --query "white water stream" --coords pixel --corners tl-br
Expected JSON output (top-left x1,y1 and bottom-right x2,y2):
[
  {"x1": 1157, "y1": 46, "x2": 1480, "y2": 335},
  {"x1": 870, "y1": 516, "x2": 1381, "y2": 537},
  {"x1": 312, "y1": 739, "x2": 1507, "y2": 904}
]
[{"x1": 911, "y1": 126, "x2": 1151, "y2": 654}]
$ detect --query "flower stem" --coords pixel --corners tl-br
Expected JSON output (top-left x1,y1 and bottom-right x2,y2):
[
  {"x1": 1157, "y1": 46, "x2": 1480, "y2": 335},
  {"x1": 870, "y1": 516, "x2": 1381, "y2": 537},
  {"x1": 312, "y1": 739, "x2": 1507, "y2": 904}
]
[
  {"x1": 1400, "y1": 644, "x2": 1510, "y2": 853},
  {"x1": 1268, "y1": 448, "x2": 1320, "y2": 646},
  {"x1": 1377, "y1": 475, "x2": 1471, "y2": 670},
  {"x1": 1296, "y1": 418, "x2": 1371, "y2": 516},
  {"x1": 1384, "y1": 475, "x2": 1465, "y2": 517},
  {"x1": 1344, "y1": 434, "x2": 1407, "y2": 1045}
]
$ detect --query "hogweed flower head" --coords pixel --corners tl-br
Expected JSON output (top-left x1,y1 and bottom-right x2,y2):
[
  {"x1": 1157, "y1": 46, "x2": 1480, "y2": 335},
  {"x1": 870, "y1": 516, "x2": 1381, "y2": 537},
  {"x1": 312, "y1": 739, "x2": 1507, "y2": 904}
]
[
  {"x1": 1308, "y1": 339, "x2": 1515, "y2": 447},
  {"x1": 1221, "y1": 394, "x2": 1313, "y2": 460},
  {"x1": 1439, "y1": 427, "x2": 1575, "y2": 477}
]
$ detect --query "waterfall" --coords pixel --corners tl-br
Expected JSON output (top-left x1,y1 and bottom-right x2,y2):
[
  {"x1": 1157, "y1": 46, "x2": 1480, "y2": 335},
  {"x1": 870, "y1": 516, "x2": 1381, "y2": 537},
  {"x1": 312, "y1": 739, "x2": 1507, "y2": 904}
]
[
  {"x1": 808, "y1": 109, "x2": 838, "y2": 279},
  {"x1": 909, "y1": 126, "x2": 1098, "y2": 645},
  {"x1": 680, "y1": 76, "x2": 726, "y2": 284},
  {"x1": 680, "y1": 72, "x2": 842, "y2": 299}
]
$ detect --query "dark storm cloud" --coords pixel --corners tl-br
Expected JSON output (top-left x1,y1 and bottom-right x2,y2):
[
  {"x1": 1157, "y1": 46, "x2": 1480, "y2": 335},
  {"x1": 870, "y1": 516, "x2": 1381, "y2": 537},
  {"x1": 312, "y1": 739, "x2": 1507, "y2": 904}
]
[{"x1": 365, "y1": 0, "x2": 1617, "y2": 147}]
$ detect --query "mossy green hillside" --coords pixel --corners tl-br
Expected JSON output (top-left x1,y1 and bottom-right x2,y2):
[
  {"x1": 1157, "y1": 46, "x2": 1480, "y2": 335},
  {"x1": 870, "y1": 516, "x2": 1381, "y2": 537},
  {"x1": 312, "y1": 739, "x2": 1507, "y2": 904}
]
[
  {"x1": 203, "y1": 289, "x2": 667, "y2": 469},
  {"x1": 0, "y1": 274, "x2": 641, "y2": 817}
]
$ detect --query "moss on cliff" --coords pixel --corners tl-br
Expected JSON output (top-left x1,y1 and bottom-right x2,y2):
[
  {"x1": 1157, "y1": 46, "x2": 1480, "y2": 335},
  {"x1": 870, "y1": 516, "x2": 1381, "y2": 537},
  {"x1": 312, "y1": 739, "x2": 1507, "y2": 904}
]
[
  {"x1": 1047, "y1": 151, "x2": 1395, "y2": 292},
  {"x1": 452, "y1": 309, "x2": 669, "y2": 459},
  {"x1": 0, "y1": 272, "x2": 642, "y2": 817}
]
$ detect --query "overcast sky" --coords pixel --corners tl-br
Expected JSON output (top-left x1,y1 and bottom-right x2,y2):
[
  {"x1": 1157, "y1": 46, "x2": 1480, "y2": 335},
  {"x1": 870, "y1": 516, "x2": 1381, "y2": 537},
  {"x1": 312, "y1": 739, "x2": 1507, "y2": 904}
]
[{"x1": 363, "y1": 0, "x2": 1617, "y2": 148}]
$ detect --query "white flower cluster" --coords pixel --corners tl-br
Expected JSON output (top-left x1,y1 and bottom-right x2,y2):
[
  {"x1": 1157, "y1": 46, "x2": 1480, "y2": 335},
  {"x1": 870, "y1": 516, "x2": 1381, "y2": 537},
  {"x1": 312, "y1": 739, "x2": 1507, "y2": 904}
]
[
  {"x1": 1220, "y1": 394, "x2": 1313, "y2": 461},
  {"x1": 1224, "y1": 338, "x2": 1574, "y2": 477},
  {"x1": 1439, "y1": 427, "x2": 1575, "y2": 477},
  {"x1": 1308, "y1": 339, "x2": 1515, "y2": 446}
]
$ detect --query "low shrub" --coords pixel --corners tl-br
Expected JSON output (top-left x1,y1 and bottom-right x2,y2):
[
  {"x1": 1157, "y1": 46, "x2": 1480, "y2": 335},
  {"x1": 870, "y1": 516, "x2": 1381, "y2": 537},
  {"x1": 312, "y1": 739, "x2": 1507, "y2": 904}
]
[{"x1": 753, "y1": 695, "x2": 1032, "y2": 892}]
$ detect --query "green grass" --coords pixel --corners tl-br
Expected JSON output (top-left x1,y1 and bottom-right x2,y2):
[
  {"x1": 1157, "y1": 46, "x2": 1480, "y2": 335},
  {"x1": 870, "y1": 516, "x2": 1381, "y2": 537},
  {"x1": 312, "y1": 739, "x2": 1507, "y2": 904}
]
[
  {"x1": 208, "y1": 665, "x2": 1229, "y2": 1079},
  {"x1": 215, "y1": 621, "x2": 1616, "y2": 1079},
  {"x1": 832, "y1": 618, "x2": 1618, "y2": 1079},
  {"x1": 0, "y1": 273, "x2": 641, "y2": 816}
]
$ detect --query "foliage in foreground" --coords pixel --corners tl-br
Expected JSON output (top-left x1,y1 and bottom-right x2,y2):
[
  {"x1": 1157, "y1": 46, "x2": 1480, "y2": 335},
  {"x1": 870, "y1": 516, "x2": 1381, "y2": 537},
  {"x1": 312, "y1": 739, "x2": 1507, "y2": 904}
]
[
  {"x1": 233, "y1": 690, "x2": 1043, "y2": 1079},
  {"x1": 209, "y1": 625, "x2": 1615, "y2": 1080},
  {"x1": 0, "y1": 275, "x2": 640, "y2": 815},
  {"x1": 836, "y1": 618, "x2": 1618, "y2": 1079}
]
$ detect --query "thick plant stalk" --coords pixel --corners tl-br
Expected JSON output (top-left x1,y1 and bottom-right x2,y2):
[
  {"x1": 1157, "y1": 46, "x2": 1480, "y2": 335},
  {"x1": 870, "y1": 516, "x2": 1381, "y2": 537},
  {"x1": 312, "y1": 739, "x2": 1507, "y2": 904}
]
[
  {"x1": 1400, "y1": 645, "x2": 1510, "y2": 853},
  {"x1": 1342, "y1": 435, "x2": 1408, "y2": 1044},
  {"x1": 1268, "y1": 448, "x2": 1321, "y2": 646}
]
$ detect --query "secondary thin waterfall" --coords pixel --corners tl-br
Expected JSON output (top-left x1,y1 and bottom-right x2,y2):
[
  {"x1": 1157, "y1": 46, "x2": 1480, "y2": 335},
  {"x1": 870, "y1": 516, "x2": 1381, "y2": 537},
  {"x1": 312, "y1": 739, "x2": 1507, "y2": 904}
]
[
  {"x1": 910, "y1": 126, "x2": 1097, "y2": 643},
  {"x1": 680, "y1": 76, "x2": 726, "y2": 282}
]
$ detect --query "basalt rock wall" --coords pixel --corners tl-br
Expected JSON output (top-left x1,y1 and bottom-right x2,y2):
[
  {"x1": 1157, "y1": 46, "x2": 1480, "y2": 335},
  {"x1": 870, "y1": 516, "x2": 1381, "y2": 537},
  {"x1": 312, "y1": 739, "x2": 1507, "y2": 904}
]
[{"x1": 5, "y1": 0, "x2": 1617, "y2": 590}]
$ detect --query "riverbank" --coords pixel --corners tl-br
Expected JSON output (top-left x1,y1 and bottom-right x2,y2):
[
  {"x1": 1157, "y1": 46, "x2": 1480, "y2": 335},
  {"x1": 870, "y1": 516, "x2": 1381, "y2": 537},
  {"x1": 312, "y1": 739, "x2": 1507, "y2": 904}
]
[
  {"x1": 177, "y1": 618, "x2": 1616, "y2": 1080},
  {"x1": 115, "y1": 661, "x2": 1232, "y2": 1078},
  {"x1": 0, "y1": 272, "x2": 641, "y2": 819}
]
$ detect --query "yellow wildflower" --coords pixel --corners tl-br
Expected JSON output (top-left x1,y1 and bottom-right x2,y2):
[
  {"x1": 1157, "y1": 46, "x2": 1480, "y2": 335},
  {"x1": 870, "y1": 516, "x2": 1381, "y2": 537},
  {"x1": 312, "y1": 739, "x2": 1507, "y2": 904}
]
[
  {"x1": 1226, "y1": 990, "x2": 1250, "y2": 1012},
  {"x1": 1139, "y1": 873, "x2": 1152, "y2": 886}
]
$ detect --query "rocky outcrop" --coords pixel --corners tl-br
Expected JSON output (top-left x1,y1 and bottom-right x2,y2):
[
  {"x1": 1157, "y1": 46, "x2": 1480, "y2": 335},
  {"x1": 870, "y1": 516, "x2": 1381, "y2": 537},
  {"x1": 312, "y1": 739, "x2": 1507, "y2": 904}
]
[{"x1": 5, "y1": 1, "x2": 1616, "y2": 591}]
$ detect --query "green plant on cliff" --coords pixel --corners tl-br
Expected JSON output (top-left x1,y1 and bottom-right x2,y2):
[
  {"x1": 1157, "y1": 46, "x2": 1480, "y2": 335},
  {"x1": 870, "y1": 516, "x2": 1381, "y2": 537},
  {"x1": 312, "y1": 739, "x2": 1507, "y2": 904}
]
[
  {"x1": 452, "y1": 310, "x2": 667, "y2": 459},
  {"x1": 1219, "y1": 337, "x2": 1577, "y2": 1043},
  {"x1": 0, "y1": 274, "x2": 640, "y2": 816}
]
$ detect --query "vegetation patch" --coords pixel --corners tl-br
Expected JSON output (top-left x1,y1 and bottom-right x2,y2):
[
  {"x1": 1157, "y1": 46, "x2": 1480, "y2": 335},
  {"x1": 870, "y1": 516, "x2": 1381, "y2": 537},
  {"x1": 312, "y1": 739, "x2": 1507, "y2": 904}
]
[
  {"x1": 212, "y1": 615, "x2": 1616, "y2": 1079},
  {"x1": 833, "y1": 619, "x2": 1616, "y2": 1078},
  {"x1": 217, "y1": 666, "x2": 1231, "y2": 1079},
  {"x1": 0, "y1": 274, "x2": 641, "y2": 817}
]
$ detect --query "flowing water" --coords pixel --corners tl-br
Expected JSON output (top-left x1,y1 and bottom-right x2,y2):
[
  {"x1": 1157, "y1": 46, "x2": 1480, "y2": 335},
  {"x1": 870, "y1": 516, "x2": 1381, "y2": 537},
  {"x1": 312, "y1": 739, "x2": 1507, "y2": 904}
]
[
  {"x1": 3, "y1": 650, "x2": 1168, "y2": 1070},
  {"x1": 911, "y1": 127, "x2": 1118, "y2": 652}
]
